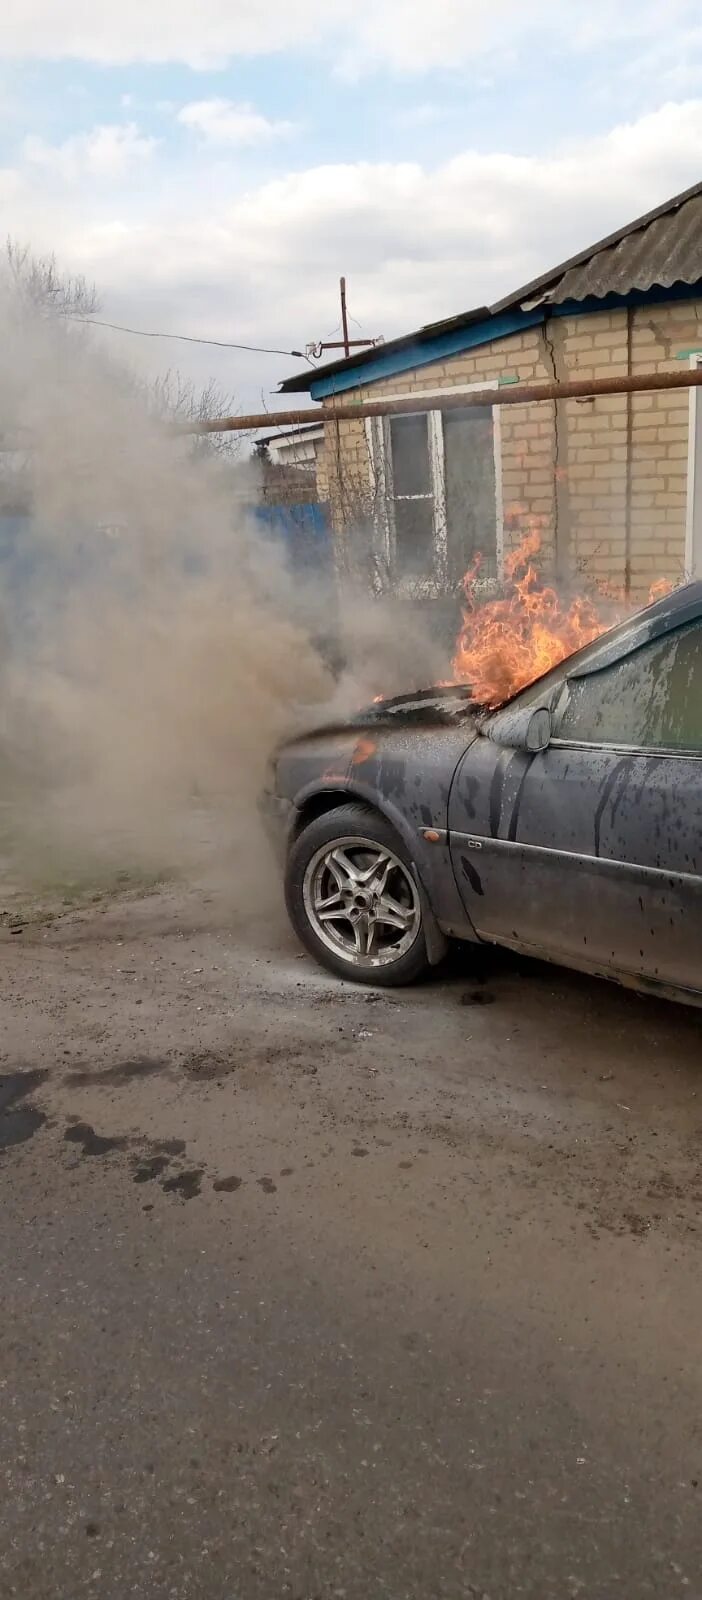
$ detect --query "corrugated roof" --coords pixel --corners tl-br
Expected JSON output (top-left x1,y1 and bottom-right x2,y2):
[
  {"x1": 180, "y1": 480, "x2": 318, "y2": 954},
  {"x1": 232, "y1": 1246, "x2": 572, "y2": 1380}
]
[
  {"x1": 279, "y1": 180, "x2": 702, "y2": 393},
  {"x1": 506, "y1": 181, "x2": 702, "y2": 308},
  {"x1": 550, "y1": 190, "x2": 702, "y2": 302}
]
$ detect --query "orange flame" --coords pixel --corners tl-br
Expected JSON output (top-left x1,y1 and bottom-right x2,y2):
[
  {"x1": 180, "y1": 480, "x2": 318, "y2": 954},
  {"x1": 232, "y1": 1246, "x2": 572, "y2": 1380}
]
[
  {"x1": 647, "y1": 575, "x2": 673, "y2": 604},
  {"x1": 452, "y1": 531, "x2": 613, "y2": 707},
  {"x1": 364, "y1": 534, "x2": 673, "y2": 711}
]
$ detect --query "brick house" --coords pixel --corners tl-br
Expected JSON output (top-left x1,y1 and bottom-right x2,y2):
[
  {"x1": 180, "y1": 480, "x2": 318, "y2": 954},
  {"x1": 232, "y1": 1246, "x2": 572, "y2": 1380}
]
[{"x1": 279, "y1": 182, "x2": 702, "y2": 600}]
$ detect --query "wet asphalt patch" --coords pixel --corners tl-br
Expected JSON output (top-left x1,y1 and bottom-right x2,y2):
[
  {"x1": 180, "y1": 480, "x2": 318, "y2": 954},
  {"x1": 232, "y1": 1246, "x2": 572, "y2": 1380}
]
[
  {"x1": 131, "y1": 1154, "x2": 172, "y2": 1183},
  {"x1": 64, "y1": 1122, "x2": 127, "y2": 1157},
  {"x1": 2, "y1": 1068, "x2": 289, "y2": 1205},
  {"x1": 59, "y1": 1119, "x2": 244, "y2": 1204},
  {"x1": 0, "y1": 1070, "x2": 49, "y2": 1152},
  {"x1": 62, "y1": 1120, "x2": 202, "y2": 1199},
  {"x1": 161, "y1": 1169, "x2": 204, "y2": 1200}
]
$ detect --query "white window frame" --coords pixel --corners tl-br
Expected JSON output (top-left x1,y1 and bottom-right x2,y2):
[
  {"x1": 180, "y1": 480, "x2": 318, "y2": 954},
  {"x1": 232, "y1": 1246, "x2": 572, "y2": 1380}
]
[
  {"x1": 364, "y1": 381, "x2": 503, "y2": 590},
  {"x1": 685, "y1": 353, "x2": 702, "y2": 578}
]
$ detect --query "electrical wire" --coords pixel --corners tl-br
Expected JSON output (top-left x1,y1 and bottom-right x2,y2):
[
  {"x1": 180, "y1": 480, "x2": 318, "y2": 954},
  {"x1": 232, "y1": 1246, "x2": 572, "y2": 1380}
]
[{"x1": 66, "y1": 313, "x2": 312, "y2": 361}]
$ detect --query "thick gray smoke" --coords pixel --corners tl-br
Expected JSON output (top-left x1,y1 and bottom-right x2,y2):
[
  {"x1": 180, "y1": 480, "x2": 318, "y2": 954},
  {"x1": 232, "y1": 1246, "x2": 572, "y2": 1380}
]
[
  {"x1": 0, "y1": 281, "x2": 333, "y2": 900},
  {"x1": 0, "y1": 257, "x2": 456, "y2": 913}
]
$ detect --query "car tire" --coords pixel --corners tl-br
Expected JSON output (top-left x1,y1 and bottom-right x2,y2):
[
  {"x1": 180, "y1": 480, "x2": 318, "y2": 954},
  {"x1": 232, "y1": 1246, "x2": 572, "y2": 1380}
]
[{"x1": 285, "y1": 802, "x2": 431, "y2": 987}]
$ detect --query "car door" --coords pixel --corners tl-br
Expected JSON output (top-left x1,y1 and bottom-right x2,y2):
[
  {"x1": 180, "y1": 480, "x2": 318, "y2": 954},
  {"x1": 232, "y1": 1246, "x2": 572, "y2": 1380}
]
[{"x1": 449, "y1": 619, "x2": 702, "y2": 995}]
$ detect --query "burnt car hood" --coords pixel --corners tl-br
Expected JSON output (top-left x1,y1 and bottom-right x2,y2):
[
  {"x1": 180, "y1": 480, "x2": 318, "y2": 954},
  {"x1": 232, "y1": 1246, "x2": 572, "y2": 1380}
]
[
  {"x1": 270, "y1": 684, "x2": 482, "y2": 821},
  {"x1": 293, "y1": 683, "x2": 480, "y2": 741}
]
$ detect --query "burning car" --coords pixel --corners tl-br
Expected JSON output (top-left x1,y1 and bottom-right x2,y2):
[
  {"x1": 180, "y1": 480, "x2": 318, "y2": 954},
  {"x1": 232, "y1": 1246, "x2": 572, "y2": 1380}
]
[{"x1": 261, "y1": 580, "x2": 702, "y2": 1006}]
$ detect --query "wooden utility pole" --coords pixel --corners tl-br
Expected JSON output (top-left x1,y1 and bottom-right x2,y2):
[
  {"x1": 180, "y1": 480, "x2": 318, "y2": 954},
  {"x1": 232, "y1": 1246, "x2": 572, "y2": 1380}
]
[
  {"x1": 303, "y1": 278, "x2": 377, "y2": 360},
  {"x1": 340, "y1": 276, "x2": 350, "y2": 358}
]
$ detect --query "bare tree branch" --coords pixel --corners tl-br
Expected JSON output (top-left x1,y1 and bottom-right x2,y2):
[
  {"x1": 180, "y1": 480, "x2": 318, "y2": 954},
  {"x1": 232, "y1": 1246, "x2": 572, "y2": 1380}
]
[
  {"x1": 5, "y1": 239, "x2": 99, "y2": 319},
  {"x1": 1, "y1": 245, "x2": 244, "y2": 467},
  {"x1": 143, "y1": 370, "x2": 246, "y2": 460}
]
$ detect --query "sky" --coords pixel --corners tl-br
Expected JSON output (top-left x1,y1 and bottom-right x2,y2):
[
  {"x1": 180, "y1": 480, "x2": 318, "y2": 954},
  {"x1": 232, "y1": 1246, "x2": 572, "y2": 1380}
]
[{"x1": 1, "y1": 1, "x2": 702, "y2": 414}]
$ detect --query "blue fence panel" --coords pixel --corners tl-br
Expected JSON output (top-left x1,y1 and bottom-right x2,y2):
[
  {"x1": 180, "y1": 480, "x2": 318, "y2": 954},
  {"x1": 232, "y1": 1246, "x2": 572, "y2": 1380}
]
[
  {"x1": 0, "y1": 513, "x2": 34, "y2": 586},
  {"x1": 249, "y1": 501, "x2": 332, "y2": 577},
  {"x1": 0, "y1": 503, "x2": 337, "y2": 654}
]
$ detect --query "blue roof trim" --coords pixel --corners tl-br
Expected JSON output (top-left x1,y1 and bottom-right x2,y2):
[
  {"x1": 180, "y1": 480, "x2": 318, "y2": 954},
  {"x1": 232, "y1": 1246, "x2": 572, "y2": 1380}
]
[
  {"x1": 310, "y1": 307, "x2": 545, "y2": 398},
  {"x1": 309, "y1": 281, "x2": 702, "y2": 399}
]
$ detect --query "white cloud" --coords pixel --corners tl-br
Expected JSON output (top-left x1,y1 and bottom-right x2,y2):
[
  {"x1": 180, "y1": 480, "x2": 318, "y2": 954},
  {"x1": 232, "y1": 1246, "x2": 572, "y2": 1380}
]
[
  {"x1": 394, "y1": 103, "x2": 453, "y2": 129},
  {"x1": 613, "y1": 24, "x2": 702, "y2": 101},
  {"x1": 0, "y1": 0, "x2": 699, "y2": 71},
  {"x1": 4, "y1": 100, "x2": 702, "y2": 405},
  {"x1": 0, "y1": 165, "x2": 22, "y2": 204},
  {"x1": 177, "y1": 99, "x2": 296, "y2": 146},
  {"x1": 22, "y1": 123, "x2": 158, "y2": 183}
]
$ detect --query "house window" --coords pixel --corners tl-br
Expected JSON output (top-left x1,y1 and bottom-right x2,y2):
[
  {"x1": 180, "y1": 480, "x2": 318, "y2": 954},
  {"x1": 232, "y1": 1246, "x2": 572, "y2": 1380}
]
[{"x1": 369, "y1": 393, "x2": 500, "y2": 587}]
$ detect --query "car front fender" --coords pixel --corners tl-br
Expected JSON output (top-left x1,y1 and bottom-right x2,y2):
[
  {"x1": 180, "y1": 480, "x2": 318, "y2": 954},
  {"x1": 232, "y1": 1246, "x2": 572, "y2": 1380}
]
[{"x1": 292, "y1": 774, "x2": 477, "y2": 948}]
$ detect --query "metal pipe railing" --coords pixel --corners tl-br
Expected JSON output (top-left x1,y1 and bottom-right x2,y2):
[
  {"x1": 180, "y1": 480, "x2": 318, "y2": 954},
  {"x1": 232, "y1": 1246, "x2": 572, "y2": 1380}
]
[{"x1": 187, "y1": 365, "x2": 702, "y2": 433}]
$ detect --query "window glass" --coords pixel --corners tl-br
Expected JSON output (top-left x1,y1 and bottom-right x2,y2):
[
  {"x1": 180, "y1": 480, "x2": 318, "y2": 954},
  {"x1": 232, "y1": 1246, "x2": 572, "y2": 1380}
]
[
  {"x1": 555, "y1": 621, "x2": 702, "y2": 751},
  {"x1": 443, "y1": 406, "x2": 497, "y2": 581},
  {"x1": 393, "y1": 499, "x2": 435, "y2": 577},
  {"x1": 389, "y1": 414, "x2": 434, "y2": 577},
  {"x1": 389, "y1": 414, "x2": 431, "y2": 496}
]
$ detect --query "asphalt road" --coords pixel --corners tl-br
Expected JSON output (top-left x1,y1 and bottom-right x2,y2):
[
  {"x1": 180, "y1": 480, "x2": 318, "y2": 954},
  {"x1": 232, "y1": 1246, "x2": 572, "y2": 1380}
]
[{"x1": 2, "y1": 884, "x2": 702, "y2": 1598}]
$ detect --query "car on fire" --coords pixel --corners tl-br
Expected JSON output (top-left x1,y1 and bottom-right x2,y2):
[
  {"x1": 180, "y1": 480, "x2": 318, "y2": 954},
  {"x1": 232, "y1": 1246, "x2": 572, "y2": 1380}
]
[{"x1": 261, "y1": 582, "x2": 702, "y2": 1006}]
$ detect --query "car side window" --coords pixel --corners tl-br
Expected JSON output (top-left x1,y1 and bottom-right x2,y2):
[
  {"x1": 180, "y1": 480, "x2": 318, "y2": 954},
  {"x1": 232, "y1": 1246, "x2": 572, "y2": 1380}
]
[{"x1": 554, "y1": 620, "x2": 702, "y2": 752}]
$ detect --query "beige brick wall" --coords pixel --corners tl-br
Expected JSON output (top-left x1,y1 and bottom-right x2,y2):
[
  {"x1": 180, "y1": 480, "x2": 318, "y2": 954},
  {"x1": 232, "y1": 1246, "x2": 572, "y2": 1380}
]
[{"x1": 317, "y1": 300, "x2": 702, "y2": 596}]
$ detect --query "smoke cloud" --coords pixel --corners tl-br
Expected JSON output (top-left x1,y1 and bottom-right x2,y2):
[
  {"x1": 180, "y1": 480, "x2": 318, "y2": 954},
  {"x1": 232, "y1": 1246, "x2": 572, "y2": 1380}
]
[{"x1": 0, "y1": 275, "x2": 333, "y2": 903}]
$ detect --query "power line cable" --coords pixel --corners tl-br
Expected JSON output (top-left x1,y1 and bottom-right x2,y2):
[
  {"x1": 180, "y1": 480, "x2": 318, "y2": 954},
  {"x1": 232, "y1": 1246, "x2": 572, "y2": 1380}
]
[{"x1": 66, "y1": 313, "x2": 313, "y2": 361}]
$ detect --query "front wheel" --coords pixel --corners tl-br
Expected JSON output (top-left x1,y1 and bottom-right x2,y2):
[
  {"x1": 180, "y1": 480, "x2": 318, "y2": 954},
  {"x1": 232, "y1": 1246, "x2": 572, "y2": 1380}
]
[{"x1": 285, "y1": 803, "x2": 430, "y2": 986}]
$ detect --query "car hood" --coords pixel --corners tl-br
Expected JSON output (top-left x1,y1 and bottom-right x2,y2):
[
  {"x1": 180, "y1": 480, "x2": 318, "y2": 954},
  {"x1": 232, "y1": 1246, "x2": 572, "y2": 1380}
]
[
  {"x1": 292, "y1": 683, "x2": 480, "y2": 742},
  {"x1": 268, "y1": 683, "x2": 484, "y2": 820}
]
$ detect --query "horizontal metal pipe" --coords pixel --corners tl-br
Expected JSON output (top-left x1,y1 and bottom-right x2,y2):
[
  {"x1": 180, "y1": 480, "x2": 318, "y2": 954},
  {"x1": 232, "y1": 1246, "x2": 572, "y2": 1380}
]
[{"x1": 188, "y1": 365, "x2": 702, "y2": 434}]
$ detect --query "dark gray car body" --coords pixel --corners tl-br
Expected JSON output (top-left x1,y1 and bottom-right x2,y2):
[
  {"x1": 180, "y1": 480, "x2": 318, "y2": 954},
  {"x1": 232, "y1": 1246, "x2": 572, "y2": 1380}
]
[{"x1": 264, "y1": 582, "x2": 702, "y2": 1006}]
